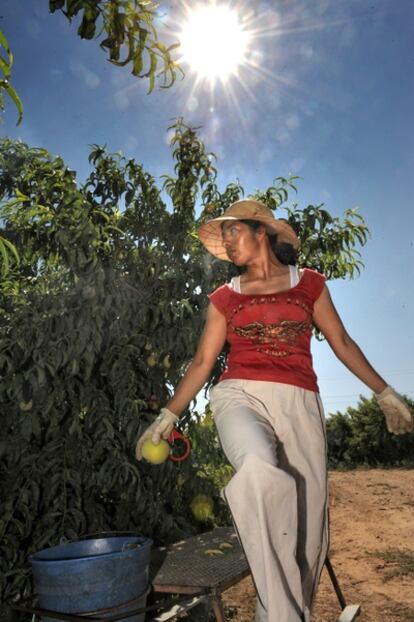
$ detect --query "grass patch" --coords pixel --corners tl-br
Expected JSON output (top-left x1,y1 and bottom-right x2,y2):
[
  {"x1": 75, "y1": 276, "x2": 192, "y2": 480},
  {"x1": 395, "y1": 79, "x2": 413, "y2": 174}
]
[
  {"x1": 369, "y1": 549, "x2": 414, "y2": 580},
  {"x1": 401, "y1": 607, "x2": 414, "y2": 622}
]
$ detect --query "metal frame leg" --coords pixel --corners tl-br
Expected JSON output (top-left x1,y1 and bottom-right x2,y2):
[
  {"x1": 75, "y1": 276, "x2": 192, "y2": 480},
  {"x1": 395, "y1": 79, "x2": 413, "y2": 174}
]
[
  {"x1": 325, "y1": 556, "x2": 347, "y2": 609},
  {"x1": 325, "y1": 557, "x2": 361, "y2": 622},
  {"x1": 210, "y1": 592, "x2": 226, "y2": 622}
]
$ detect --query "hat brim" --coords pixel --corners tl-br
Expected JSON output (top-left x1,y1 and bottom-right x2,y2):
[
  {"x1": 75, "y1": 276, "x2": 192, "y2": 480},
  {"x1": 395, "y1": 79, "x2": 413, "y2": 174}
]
[{"x1": 197, "y1": 215, "x2": 299, "y2": 261}]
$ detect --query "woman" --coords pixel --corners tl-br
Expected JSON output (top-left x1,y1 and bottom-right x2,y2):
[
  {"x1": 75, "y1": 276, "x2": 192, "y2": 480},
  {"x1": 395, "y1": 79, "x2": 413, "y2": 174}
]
[{"x1": 136, "y1": 199, "x2": 412, "y2": 622}]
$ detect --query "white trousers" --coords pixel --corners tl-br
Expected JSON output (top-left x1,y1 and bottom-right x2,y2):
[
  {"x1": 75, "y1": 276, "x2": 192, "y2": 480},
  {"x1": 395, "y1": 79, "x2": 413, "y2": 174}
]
[{"x1": 209, "y1": 380, "x2": 329, "y2": 622}]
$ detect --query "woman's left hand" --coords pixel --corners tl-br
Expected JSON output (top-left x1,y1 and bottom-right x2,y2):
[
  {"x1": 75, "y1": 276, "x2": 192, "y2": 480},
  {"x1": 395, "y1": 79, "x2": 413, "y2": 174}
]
[{"x1": 375, "y1": 386, "x2": 413, "y2": 435}]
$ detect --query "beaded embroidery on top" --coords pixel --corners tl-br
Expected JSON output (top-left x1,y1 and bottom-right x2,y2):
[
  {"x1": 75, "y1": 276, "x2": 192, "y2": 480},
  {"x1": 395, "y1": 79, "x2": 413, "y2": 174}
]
[{"x1": 228, "y1": 266, "x2": 311, "y2": 358}]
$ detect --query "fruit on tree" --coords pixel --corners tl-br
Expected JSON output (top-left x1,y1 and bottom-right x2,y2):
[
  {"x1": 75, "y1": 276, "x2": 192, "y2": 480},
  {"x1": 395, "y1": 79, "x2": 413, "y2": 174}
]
[
  {"x1": 141, "y1": 439, "x2": 170, "y2": 464},
  {"x1": 19, "y1": 400, "x2": 33, "y2": 411},
  {"x1": 146, "y1": 354, "x2": 157, "y2": 367},
  {"x1": 204, "y1": 202, "x2": 216, "y2": 214},
  {"x1": 148, "y1": 396, "x2": 160, "y2": 411},
  {"x1": 190, "y1": 495, "x2": 214, "y2": 521}
]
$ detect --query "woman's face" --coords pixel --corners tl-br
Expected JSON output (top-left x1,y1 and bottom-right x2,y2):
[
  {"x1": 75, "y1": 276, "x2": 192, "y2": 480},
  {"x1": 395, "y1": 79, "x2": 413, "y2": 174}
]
[{"x1": 221, "y1": 220, "x2": 264, "y2": 265}]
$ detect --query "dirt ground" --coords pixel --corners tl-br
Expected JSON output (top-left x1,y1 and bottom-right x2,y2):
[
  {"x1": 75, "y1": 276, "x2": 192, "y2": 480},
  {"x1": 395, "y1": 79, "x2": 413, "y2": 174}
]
[{"x1": 220, "y1": 469, "x2": 414, "y2": 622}]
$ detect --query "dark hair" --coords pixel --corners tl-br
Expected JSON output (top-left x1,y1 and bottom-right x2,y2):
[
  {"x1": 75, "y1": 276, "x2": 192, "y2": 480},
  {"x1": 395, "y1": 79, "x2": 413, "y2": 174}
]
[{"x1": 239, "y1": 219, "x2": 297, "y2": 266}]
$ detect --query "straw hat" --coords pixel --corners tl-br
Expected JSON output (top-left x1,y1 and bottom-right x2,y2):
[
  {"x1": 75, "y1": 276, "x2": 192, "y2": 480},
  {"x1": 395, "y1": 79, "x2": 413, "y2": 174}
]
[{"x1": 197, "y1": 199, "x2": 299, "y2": 261}]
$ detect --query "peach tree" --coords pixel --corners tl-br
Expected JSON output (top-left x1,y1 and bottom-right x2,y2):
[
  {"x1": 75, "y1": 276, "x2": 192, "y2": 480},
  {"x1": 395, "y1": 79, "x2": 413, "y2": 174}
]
[
  {"x1": 1, "y1": 1, "x2": 182, "y2": 126},
  {"x1": 0, "y1": 120, "x2": 369, "y2": 611}
]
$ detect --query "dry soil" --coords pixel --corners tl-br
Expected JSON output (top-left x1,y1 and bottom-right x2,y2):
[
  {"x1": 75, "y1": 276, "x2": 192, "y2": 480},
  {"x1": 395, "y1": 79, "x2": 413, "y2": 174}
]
[{"x1": 220, "y1": 469, "x2": 414, "y2": 621}]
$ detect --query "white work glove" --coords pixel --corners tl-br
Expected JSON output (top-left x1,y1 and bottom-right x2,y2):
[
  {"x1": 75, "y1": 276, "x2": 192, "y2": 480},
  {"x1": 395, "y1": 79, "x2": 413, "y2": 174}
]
[
  {"x1": 375, "y1": 386, "x2": 413, "y2": 435},
  {"x1": 135, "y1": 407, "x2": 179, "y2": 460}
]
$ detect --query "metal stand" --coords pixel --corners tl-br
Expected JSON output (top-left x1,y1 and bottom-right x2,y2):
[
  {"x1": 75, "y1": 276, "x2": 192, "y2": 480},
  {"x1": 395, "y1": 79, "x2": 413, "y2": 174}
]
[{"x1": 325, "y1": 556, "x2": 361, "y2": 622}]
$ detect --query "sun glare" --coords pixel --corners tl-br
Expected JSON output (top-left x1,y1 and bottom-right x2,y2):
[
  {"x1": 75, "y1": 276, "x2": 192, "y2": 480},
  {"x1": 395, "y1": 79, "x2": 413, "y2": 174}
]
[
  {"x1": 165, "y1": 1, "x2": 348, "y2": 125},
  {"x1": 179, "y1": 4, "x2": 250, "y2": 83}
]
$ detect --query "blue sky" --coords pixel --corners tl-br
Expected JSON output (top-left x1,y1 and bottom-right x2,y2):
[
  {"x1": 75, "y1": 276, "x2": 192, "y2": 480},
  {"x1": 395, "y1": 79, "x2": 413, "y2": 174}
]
[{"x1": 2, "y1": 0, "x2": 413, "y2": 415}]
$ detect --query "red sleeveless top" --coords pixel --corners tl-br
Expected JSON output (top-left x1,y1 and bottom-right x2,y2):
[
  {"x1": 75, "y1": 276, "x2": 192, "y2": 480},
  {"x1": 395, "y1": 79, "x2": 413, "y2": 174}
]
[{"x1": 208, "y1": 268, "x2": 326, "y2": 392}]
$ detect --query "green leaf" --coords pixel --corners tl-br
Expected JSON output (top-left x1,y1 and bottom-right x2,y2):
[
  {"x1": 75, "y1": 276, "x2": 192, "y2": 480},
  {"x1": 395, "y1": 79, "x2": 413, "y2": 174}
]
[
  {"x1": 49, "y1": 0, "x2": 65, "y2": 12},
  {"x1": 146, "y1": 50, "x2": 157, "y2": 93},
  {"x1": 0, "y1": 239, "x2": 10, "y2": 275},
  {"x1": 0, "y1": 29, "x2": 12, "y2": 65},
  {"x1": 0, "y1": 56, "x2": 11, "y2": 79},
  {"x1": 132, "y1": 50, "x2": 144, "y2": 76},
  {"x1": 78, "y1": 16, "x2": 96, "y2": 40},
  {"x1": 4, "y1": 82, "x2": 23, "y2": 125}
]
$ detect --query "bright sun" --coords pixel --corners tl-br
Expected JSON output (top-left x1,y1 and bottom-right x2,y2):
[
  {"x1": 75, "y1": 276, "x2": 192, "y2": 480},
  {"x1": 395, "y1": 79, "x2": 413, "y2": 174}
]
[{"x1": 179, "y1": 4, "x2": 250, "y2": 83}]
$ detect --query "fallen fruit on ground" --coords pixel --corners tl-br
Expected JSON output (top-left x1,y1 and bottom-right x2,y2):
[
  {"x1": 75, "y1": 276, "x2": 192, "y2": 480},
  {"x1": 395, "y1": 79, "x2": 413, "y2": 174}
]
[
  {"x1": 141, "y1": 439, "x2": 170, "y2": 464},
  {"x1": 191, "y1": 494, "x2": 214, "y2": 520},
  {"x1": 204, "y1": 549, "x2": 224, "y2": 556}
]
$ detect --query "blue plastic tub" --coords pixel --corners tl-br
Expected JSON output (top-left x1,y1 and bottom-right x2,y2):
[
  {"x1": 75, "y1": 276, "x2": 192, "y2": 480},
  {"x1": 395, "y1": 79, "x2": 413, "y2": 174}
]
[{"x1": 30, "y1": 535, "x2": 153, "y2": 622}]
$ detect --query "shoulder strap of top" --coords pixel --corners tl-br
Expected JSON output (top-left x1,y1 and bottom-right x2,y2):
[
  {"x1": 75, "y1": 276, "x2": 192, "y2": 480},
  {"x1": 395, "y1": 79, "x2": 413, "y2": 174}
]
[
  {"x1": 289, "y1": 265, "x2": 300, "y2": 287},
  {"x1": 229, "y1": 276, "x2": 241, "y2": 293}
]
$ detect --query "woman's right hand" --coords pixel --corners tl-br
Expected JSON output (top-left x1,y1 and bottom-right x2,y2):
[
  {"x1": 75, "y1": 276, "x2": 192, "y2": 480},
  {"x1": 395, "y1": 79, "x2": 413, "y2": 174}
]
[
  {"x1": 135, "y1": 408, "x2": 179, "y2": 460},
  {"x1": 135, "y1": 301, "x2": 227, "y2": 461}
]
